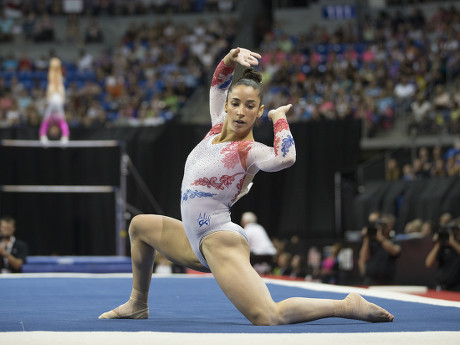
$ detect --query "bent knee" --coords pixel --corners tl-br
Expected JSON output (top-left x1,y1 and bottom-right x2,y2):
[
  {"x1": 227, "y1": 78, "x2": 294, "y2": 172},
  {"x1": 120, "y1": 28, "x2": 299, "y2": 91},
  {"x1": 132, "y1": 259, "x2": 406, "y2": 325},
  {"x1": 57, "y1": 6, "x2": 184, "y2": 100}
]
[
  {"x1": 247, "y1": 305, "x2": 284, "y2": 326},
  {"x1": 128, "y1": 214, "x2": 162, "y2": 238}
]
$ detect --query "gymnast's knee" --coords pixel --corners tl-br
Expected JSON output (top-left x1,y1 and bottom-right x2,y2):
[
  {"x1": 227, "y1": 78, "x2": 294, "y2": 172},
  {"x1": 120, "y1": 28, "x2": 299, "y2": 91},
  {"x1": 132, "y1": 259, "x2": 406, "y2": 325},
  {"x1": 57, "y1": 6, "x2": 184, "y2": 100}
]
[
  {"x1": 247, "y1": 305, "x2": 284, "y2": 326},
  {"x1": 128, "y1": 214, "x2": 161, "y2": 239}
]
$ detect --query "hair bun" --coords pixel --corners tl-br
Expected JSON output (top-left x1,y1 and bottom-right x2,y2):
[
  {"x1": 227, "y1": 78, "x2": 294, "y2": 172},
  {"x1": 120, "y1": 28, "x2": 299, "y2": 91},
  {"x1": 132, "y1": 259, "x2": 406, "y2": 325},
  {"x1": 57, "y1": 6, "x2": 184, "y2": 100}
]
[{"x1": 241, "y1": 68, "x2": 262, "y2": 84}]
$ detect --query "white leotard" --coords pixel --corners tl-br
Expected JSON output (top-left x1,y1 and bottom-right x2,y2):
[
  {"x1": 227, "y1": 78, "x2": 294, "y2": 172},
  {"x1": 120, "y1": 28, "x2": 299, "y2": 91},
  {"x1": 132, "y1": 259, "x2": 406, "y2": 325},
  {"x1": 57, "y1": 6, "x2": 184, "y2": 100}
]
[
  {"x1": 45, "y1": 88, "x2": 65, "y2": 119},
  {"x1": 180, "y1": 60, "x2": 296, "y2": 268}
]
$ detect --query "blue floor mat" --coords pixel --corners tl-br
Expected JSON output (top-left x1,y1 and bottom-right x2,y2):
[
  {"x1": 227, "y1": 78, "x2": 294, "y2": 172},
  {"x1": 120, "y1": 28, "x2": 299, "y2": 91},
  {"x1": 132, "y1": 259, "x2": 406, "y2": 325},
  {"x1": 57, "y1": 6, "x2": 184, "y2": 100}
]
[{"x1": 1, "y1": 276, "x2": 459, "y2": 333}]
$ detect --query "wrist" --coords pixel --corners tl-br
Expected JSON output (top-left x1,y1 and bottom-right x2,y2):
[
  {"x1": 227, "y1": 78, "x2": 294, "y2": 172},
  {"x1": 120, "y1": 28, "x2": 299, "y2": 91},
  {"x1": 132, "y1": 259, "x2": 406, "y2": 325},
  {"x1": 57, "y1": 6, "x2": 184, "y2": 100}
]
[
  {"x1": 271, "y1": 114, "x2": 287, "y2": 123},
  {"x1": 222, "y1": 56, "x2": 237, "y2": 68}
]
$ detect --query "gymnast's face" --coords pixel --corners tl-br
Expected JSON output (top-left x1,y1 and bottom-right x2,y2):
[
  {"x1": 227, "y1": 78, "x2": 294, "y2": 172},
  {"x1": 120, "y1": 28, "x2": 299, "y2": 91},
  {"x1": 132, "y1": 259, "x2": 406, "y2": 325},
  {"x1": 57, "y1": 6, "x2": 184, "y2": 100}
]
[{"x1": 224, "y1": 85, "x2": 264, "y2": 136}]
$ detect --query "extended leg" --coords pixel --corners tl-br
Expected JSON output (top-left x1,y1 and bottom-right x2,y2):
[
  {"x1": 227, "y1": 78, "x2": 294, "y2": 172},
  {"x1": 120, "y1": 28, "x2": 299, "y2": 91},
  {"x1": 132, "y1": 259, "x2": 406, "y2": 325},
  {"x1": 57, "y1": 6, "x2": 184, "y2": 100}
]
[
  {"x1": 39, "y1": 117, "x2": 51, "y2": 143},
  {"x1": 201, "y1": 231, "x2": 394, "y2": 326},
  {"x1": 99, "y1": 214, "x2": 207, "y2": 319},
  {"x1": 57, "y1": 117, "x2": 69, "y2": 143}
]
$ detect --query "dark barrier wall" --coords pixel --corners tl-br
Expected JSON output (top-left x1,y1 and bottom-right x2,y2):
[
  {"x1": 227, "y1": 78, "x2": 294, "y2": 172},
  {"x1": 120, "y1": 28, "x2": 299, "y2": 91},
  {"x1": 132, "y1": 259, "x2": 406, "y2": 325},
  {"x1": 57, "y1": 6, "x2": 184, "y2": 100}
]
[
  {"x1": 353, "y1": 177, "x2": 460, "y2": 232},
  {"x1": 0, "y1": 119, "x2": 361, "y2": 255}
]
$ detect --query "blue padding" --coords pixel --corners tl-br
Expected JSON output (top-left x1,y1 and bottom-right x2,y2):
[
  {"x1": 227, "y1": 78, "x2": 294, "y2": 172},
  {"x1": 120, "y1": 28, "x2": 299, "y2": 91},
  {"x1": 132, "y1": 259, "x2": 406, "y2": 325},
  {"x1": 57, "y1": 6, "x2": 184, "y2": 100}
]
[
  {"x1": 22, "y1": 256, "x2": 132, "y2": 273},
  {"x1": 0, "y1": 276, "x2": 459, "y2": 333}
]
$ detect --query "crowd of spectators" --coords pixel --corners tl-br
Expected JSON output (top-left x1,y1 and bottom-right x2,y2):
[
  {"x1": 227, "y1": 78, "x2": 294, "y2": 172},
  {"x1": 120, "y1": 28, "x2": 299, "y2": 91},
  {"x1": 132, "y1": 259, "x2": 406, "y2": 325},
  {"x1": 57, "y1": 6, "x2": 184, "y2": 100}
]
[
  {"x1": 0, "y1": 14, "x2": 237, "y2": 128},
  {"x1": 255, "y1": 4, "x2": 460, "y2": 137},
  {"x1": 1, "y1": 2, "x2": 460, "y2": 137},
  {"x1": 385, "y1": 138, "x2": 460, "y2": 182},
  {"x1": 1, "y1": 0, "x2": 236, "y2": 19}
]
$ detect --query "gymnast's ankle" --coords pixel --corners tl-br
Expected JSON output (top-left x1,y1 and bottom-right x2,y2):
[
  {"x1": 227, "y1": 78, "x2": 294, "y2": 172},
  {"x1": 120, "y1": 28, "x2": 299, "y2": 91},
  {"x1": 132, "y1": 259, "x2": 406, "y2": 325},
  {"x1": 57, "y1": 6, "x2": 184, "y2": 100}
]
[{"x1": 98, "y1": 288, "x2": 149, "y2": 319}]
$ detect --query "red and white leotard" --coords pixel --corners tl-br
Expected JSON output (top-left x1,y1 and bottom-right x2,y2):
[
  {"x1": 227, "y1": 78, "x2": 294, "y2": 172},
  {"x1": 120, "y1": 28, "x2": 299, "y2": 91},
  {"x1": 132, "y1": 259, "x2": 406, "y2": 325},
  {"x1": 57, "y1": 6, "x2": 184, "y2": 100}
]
[{"x1": 180, "y1": 60, "x2": 296, "y2": 268}]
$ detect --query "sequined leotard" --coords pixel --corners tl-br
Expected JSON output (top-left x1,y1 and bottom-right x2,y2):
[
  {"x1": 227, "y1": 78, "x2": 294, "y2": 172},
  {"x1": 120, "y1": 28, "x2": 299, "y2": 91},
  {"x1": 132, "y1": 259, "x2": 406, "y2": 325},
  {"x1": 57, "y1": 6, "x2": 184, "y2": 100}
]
[{"x1": 180, "y1": 60, "x2": 296, "y2": 269}]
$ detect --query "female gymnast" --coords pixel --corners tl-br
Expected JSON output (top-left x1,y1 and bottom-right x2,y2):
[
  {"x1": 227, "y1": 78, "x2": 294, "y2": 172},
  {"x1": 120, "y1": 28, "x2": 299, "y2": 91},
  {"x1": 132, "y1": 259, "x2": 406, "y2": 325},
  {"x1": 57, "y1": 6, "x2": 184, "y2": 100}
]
[
  {"x1": 99, "y1": 47, "x2": 394, "y2": 325},
  {"x1": 39, "y1": 57, "x2": 70, "y2": 144}
]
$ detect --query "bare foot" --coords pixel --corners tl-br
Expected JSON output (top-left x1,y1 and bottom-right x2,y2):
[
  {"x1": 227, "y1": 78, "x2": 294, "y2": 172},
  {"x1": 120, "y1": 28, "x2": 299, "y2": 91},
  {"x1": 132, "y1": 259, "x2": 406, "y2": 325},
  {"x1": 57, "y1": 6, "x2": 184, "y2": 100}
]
[
  {"x1": 98, "y1": 299, "x2": 149, "y2": 319},
  {"x1": 339, "y1": 293, "x2": 394, "y2": 323}
]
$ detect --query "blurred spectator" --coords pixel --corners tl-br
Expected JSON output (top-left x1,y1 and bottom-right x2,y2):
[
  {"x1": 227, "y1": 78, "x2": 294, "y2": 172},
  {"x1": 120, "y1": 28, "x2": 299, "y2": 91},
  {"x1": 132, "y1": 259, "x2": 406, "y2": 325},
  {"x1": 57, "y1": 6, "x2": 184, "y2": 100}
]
[
  {"x1": 432, "y1": 84, "x2": 452, "y2": 131},
  {"x1": 320, "y1": 242, "x2": 342, "y2": 284},
  {"x1": 0, "y1": 216, "x2": 28, "y2": 273},
  {"x1": 408, "y1": 92, "x2": 432, "y2": 135},
  {"x1": 306, "y1": 246, "x2": 321, "y2": 281},
  {"x1": 34, "y1": 14, "x2": 55, "y2": 42},
  {"x1": 431, "y1": 158, "x2": 446, "y2": 177},
  {"x1": 273, "y1": 251, "x2": 292, "y2": 276},
  {"x1": 0, "y1": 10, "x2": 14, "y2": 42},
  {"x1": 18, "y1": 52, "x2": 33, "y2": 71},
  {"x1": 66, "y1": 14, "x2": 80, "y2": 44},
  {"x1": 385, "y1": 158, "x2": 400, "y2": 181},
  {"x1": 85, "y1": 17, "x2": 103, "y2": 43},
  {"x1": 420, "y1": 220, "x2": 434, "y2": 238},
  {"x1": 289, "y1": 254, "x2": 308, "y2": 279},
  {"x1": 404, "y1": 218, "x2": 423, "y2": 237},
  {"x1": 412, "y1": 158, "x2": 429, "y2": 179},
  {"x1": 425, "y1": 219, "x2": 460, "y2": 291},
  {"x1": 3, "y1": 52, "x2": 18, "y2": 71},
  {"x1": 439, "y1": 213, "x2": 453, "y2": 227},
  {"x1": 394, "y1": 75, "x2": 416, "y2": 113},
  {"x1": 21, "y1": 12, "x2": 36, "y2": 41},
  {"x1": 77, "y1": 49, "x2": 94, "y2": 72},
  {"x1": 445, "y1": 137, "x2": 460, "y2": 176},
  {"x1": 358, "y1": 212, "x2": 401, "y2": 285},
  {"x1": 241, "y1": 212, "x2": 276, "y2": 275}
]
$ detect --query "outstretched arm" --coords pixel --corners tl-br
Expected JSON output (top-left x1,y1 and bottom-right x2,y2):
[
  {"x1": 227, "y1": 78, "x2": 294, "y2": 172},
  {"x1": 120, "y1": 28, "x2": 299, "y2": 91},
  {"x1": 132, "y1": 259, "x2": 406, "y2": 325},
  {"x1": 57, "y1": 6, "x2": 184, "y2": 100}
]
[
  {"x1": 247, "y1": 104, "x2": 296, "y2": 173},
  {"x1": 209, "y1": 48, "x2": 261, "y2": 128}
]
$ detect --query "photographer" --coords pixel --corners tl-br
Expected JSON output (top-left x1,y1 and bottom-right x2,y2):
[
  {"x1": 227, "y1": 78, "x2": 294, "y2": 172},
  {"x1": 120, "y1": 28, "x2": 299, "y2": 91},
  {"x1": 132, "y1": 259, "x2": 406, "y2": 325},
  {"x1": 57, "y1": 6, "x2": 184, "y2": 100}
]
[
  {"x1": 425, "y1": 220, "x2": 460, "y2": 291},
  {"x1": 0, "y1": 216, "x2": 28, "y2": 273},
  {"x1": 358, "y1": 213, "x2": 401, "y2": 285}
]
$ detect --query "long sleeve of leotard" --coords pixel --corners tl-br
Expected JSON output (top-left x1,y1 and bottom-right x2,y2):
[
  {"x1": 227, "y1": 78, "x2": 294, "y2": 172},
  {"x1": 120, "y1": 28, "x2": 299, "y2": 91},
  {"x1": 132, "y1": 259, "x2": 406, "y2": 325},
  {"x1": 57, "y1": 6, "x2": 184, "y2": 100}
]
[
  {"x1": 247, "y1": 118, "x2": 296, "y2": 173},
  {"x1": 209, "y1": 60, "x2": 235, "y2": 128}
]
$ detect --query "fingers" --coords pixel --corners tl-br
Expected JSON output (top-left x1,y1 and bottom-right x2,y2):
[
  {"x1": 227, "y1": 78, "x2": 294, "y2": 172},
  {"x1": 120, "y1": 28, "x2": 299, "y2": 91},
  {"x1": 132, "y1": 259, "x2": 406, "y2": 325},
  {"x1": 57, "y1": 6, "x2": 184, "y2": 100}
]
[
  {"x1": 267, "y1": 104, "x2": 293, "y2": 119},
  {"x1": 269, "y1": 104, "x2": 292, "y2": 115},
  {"x1": 234, "y1": 47, "x2": 261, "y2": 67}
]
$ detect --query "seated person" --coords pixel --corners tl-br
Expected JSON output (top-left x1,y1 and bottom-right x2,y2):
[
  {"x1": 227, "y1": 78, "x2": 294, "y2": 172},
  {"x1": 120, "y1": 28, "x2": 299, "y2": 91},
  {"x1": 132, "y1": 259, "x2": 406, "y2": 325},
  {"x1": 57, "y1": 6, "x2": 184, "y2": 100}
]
[{"x1": 0, "y1": 216, "x2": 28, "y2": 273}]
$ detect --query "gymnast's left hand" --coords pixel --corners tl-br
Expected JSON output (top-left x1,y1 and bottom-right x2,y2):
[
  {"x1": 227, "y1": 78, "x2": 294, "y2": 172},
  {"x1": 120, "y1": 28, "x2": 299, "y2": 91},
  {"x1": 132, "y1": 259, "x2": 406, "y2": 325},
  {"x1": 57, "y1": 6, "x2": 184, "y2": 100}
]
[{"x1": 268, "y1": 104, "x2": 292, "y2": 122}]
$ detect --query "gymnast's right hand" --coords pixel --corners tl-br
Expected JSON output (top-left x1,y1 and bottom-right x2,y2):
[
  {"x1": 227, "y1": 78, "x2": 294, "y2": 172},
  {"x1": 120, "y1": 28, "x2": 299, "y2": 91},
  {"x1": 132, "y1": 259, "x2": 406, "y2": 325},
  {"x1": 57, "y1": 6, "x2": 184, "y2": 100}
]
[{"x1": 224, "y1": 47, "x2": 261, "y2": 68}]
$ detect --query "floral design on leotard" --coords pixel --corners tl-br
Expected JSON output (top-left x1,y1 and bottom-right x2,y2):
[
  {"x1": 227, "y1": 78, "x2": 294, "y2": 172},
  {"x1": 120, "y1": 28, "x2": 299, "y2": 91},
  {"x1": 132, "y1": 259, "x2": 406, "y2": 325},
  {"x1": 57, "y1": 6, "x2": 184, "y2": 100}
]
[
  {"x1": 211, "y1": 63, "x2": 234, "y2": 90},
  {"x1": 274, "y1": 118, "x2": 290, "y2": 134},
  {"x1": 273, "y1": 119, "x2": 291, "y2": 156},
  {"x1": 181, "y1": 189, "x2": 217, "y2": 203},
  {"x1": 221, "y1": 141, "x2": 252, "y2": 170},
  {"x1": 192, "y1": 172, "x2": 245, "y2": 190},
  {"x1": 281, "y1": 135, "x2": 295, "y2": 157},
  {"x1": 204, "y1": 123, "x2": 223, "y2": 140}
]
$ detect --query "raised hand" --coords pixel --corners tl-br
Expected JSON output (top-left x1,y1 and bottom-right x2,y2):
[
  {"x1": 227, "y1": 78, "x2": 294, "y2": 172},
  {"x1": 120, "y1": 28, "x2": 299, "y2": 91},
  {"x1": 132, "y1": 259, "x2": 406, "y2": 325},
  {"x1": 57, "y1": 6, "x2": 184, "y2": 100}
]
[
  {"x1": 225, "y1": 47, "x2": 261, "y2": 67},
  {"x1": 268, "y1": 104, "x2": 292, "y2": 122}
]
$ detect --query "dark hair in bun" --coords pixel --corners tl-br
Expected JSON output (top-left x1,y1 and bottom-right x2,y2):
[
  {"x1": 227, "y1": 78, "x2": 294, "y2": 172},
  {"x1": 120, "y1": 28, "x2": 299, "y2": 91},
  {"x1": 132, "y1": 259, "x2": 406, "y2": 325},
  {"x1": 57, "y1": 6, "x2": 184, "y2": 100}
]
[{"x1": 228, "y1": 68, "x2": 263, "y2": 104}]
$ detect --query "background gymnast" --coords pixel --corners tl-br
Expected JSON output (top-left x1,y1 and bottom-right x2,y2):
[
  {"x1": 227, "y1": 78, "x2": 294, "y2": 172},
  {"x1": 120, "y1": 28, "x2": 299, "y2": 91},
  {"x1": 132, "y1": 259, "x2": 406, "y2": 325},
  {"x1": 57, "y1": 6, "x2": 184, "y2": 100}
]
[
  {"x1": 99, "y1": 47, "x2": 394, "y2": 325},
  {"x1": 39, "y1": 57, "x2": 70, "y2": 144}
]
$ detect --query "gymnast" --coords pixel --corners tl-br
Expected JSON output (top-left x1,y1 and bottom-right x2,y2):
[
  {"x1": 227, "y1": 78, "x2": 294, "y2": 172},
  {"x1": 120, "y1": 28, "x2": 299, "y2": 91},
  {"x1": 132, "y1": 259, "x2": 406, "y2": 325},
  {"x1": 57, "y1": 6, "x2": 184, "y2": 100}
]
[
  {"x1": 99, "y1": 47, "x2": 394, "y2": 325},
  {"x1": 39, "y1": 57, "x2": 70, "y2": 144}
]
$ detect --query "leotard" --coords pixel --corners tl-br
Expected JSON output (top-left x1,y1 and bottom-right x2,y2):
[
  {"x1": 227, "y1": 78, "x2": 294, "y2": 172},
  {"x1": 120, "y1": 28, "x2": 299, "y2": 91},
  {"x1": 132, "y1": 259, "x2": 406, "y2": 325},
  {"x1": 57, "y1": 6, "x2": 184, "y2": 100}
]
[{"x1": 180, "y1": 60, "x2": 296, "y2": 268}]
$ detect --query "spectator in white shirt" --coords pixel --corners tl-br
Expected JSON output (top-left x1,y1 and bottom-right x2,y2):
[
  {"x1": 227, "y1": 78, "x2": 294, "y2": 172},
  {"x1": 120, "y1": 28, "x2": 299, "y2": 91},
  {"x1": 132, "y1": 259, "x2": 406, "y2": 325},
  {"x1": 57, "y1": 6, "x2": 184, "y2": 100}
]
[{"x1": 241, "y1": 212, "x2": 276, "y2": 274}]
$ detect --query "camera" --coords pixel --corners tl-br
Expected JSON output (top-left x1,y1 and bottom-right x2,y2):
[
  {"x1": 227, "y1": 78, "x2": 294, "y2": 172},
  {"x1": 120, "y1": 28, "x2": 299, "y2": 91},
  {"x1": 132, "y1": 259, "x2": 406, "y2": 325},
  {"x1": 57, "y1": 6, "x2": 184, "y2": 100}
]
[
  {"x1": 437, "y1": 223, "x2": 459, "y2": 243},
  {"x1": 367, "y1": 220, "x2": 386, "y2": 237}
]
